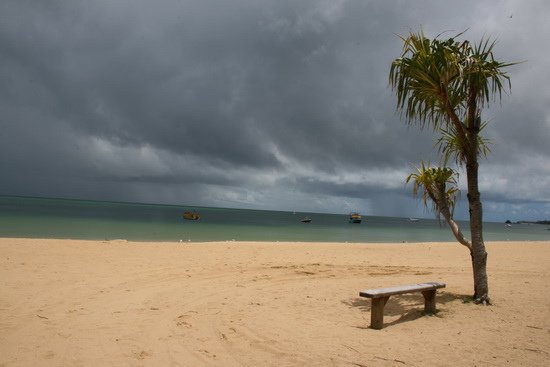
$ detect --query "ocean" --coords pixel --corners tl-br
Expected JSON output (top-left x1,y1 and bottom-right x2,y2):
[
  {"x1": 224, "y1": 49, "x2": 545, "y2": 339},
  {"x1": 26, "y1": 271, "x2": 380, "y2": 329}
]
[{"x1": 1, "y1": 196, "x2": 548, "y2": 243}]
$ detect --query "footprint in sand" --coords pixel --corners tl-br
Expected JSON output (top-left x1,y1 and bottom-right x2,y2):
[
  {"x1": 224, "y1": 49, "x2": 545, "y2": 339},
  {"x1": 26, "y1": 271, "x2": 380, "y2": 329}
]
[
  {"x1": 135, "y1": 350, "x2": 151, "y2": 360},
  {"x1": 199, "y1": 349, "x2": 217, "y2": 359},
  {"x1": 176, "y1": 320, "x2": 192, "y2": 328}
]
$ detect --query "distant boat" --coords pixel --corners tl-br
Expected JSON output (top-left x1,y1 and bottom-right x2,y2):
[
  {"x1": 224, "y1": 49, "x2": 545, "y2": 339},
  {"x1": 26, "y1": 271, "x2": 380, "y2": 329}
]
[
  {"x1": 408, "y1": 218, "x2": 420, "y2": 222},
  {"x1": 349, "y1": 212, "x2": 362, "y2": 224},
  {"x1": 505, "y1": 223, "x2": 512, "y2": 228},
  {"x1": 301, "y1": 217, "x2": 312, "y2": 223},
  {"x1": 183, "y1": 211, "x2": 200, "y2": 221}
]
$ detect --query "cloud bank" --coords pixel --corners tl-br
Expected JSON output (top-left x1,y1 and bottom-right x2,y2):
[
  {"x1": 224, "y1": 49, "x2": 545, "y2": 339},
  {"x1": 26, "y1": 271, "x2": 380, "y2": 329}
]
[{"x1": 1, "y1": 0, "x2": 549, "y2": 221}]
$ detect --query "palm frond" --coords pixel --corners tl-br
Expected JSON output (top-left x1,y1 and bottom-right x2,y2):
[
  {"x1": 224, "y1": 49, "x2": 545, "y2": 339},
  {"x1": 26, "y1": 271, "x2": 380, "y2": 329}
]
[
  {"x1": 436, "y1": 120, "x2": 492, "y2": 165},
  {"x1": 406, "y1": 162, "x2": 460, "y2": 218},
  {"x1": 390, "y1": 30, "x2": 517, "y2": 164}
]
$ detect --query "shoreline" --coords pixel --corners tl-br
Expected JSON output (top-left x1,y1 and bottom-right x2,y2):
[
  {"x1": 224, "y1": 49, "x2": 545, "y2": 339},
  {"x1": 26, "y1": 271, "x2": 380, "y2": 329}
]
[
  {"x1": 2, "y1": 236, "x2": 550, "y2": 244},
  {"x1": 1, "y1": 238, "x2": 549, "y2": 366}
]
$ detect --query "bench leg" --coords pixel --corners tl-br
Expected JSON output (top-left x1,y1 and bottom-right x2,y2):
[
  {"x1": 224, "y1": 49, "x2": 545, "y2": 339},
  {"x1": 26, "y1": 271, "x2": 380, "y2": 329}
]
[
  {"x1": 422, "y1": 290, "x2": 437, "y2": 314},
  {"x1": 370, "y1": 296, "x2": 390, "y2": 329}
]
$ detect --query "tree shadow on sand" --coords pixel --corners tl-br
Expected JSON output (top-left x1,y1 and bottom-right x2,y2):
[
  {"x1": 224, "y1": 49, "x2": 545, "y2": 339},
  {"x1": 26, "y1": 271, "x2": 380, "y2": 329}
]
[{"x1": 343, "y1": 291, "x2": 467, "y2": 329}]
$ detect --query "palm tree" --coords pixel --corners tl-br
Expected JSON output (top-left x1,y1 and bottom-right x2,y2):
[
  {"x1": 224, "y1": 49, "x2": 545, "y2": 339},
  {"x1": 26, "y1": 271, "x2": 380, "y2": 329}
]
[
  {"x1": 407, "y1": 163, "x2": 471, "y2": 251},
  {"x1": 389, "y1": 31, "x2": 517, "y2": 304}
]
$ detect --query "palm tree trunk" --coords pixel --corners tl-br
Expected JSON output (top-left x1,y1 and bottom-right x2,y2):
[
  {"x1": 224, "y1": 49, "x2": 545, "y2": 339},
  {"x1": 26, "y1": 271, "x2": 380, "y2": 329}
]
[
  {"x1": 466, "y1": 158, "x2": 490, "y2": 304},
  {"x1": 432, "y1": 193, "x2": 472, "y2": 251}
]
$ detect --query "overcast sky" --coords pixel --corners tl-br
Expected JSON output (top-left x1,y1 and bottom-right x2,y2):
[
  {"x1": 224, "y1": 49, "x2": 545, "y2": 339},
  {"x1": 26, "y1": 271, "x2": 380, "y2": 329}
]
[{"x1": 1, "y1": 0, "x2": 549, "y2": 222}]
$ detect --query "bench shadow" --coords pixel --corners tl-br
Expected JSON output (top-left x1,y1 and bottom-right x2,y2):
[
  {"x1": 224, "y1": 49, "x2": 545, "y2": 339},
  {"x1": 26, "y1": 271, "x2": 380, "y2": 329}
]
[{"x1": 343, "y1": 291, "x2": 468, "y2": 329}]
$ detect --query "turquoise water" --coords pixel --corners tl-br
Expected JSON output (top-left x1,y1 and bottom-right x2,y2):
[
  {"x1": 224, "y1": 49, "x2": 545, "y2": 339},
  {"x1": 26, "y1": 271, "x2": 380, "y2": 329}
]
[{"x1": 1, "y1": 196, "x2": 548, "y2": 243}]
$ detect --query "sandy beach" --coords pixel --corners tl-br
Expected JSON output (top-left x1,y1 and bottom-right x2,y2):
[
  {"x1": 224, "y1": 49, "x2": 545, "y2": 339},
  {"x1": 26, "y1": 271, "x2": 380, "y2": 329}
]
[{"x1": 1, "y1": 238, "x2": 549, "y2": 366}]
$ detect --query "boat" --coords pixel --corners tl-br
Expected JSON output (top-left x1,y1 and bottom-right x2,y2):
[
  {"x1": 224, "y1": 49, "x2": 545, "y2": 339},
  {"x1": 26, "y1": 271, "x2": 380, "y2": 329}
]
[
  {"x1": 349, "y1": 212, "x2": 362, "y2": 224},
  {"x1": 408, "y1": 218, "x2": 420, "y2": 222},
  {"x1": 183, "y1": 211, "x2": 200, "y2": 221},
  {"x1": 301, "y1": 217, "x2": 312, "y2": 223}
]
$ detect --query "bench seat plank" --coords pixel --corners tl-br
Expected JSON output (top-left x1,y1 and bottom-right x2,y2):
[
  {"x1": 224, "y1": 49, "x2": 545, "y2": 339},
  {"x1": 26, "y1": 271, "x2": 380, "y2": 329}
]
[{"x1": 360, "y1": 282, "x2": 445, "y2": 298}]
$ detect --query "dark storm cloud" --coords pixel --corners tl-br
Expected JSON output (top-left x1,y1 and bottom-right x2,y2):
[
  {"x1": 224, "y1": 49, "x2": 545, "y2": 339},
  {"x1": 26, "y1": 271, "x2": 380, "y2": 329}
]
[{"x1": 1, "y1": 0, "x2": 549, "y2": 220}]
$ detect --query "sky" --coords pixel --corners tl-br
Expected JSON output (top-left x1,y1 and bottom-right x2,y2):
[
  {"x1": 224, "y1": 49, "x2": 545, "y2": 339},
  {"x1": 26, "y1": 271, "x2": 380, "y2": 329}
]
[{"x1": 1, "y1": 0, "x2": 549, "y2": 222}]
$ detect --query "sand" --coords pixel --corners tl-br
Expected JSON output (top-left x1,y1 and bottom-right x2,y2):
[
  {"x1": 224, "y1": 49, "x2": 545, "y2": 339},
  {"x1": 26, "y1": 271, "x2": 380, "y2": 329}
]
[{"x1": 1, "y1": 238, "x2": 549, "y2": 366}]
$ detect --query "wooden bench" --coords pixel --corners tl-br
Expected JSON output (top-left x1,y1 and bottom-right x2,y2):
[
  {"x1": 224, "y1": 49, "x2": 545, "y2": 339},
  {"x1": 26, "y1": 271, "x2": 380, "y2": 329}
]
[{"x1": 359, "y1": 282, "x2": 446, "y2": 329}]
